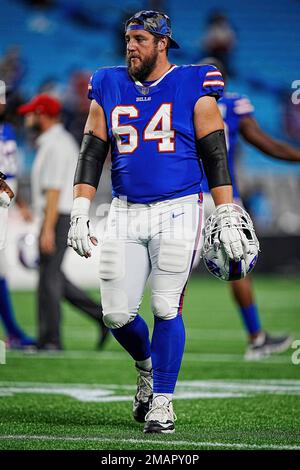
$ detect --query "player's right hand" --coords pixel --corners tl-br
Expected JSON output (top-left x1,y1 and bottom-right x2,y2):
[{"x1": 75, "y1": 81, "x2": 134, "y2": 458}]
[
  {"x1": 67, "y1": 215, "x2": 98, "y2": 258},
  {"x1": 214, "y1": 204, "x2": 250, "y2": 262},
  {"x1": 218, "y1": 223, "x2": 249, "y2": 262}
]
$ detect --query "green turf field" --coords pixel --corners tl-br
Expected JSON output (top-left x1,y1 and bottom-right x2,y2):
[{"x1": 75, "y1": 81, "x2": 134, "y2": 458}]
[{"x1": 0, "y1": 275, "x2": 299, "y2": 450}]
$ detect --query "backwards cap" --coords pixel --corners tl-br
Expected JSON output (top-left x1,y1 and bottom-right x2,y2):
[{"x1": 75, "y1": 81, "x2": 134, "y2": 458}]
[{"x1": 125, "y1": 10, "x2": 180, "y2": 49}]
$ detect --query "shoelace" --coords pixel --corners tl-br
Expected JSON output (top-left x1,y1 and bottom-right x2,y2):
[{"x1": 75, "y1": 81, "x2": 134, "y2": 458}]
[
  {"x1": 136, "y1": 374, "x2": 152, "y2": 402},
  {"x1": 145, "y1": 401, "x2": 177, "y2": 423}
]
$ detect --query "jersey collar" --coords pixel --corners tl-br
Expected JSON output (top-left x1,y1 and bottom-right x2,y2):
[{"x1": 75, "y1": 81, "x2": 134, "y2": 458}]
[{"x1": 134, "y1": 64, "x2": 177, "y2": 88}]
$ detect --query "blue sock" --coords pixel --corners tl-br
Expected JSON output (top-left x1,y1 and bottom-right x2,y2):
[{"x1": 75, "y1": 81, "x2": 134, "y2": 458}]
[
  {"x1": 0, "y1": 277, "x2": 26, "y2": 338},
  {"x1": 240, "y1": 304, "x2": 261, "y2": 335},
  {"x1": 110, "y1": 314, "x2": 151, "y2": 361},
  {"x1": 151, "y1": 315, "x2": 185, "y2": 394}
]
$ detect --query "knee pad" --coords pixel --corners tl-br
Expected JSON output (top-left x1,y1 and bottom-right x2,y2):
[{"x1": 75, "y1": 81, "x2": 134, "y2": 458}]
[
  {"x1": 101, "y1": 287, "x2": 134, "y2": 328},
  {"x1": 99, "y1": 240, "x2": 125, "y2": 281},
  {"x1": 103, "y1": 312, "x2": 133, "y2": 329},
  {"x1": 151, "y1": 294, "x2": 177, "y2": 320},
  {"x1": 158, "y1": 239, "x2": 190, "y2": 273},
  {"x1": 151, "y1": 240, "x2": 193, "y2": 320}
]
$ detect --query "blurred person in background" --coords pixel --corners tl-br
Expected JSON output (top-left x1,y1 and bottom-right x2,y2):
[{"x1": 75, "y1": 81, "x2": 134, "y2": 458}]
[
  {"x1": 0, "y1": 47, "x2": 26, "y2": 133},
  {"x1": 200, "y1": 58, "x2": 300, "y2": 359},
  {"x1": 38, "y1": 77, "x2": 63, "y2": 99},
  {"x1": 0, "y1": 102, "x2": 36, "y2": 349},
  {"x1": 201, "y1": 12, "x2": 236, "y2": 74},
  {"x1": 18, "y1": 94, "x2": 108, "y2": 351},
  {"x1": 0, "y1": 46, "x2": 26, "y2": 96},
  {"x1": 284, "y1": 92, "x2": 300, "y2": 144},
  {"x1": 63, "y1": 70, "x2": 91, "y2": 144}
]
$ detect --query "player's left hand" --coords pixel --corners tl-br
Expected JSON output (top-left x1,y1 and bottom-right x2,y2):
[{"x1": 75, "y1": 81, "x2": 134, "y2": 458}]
[
  {"x1": 214, "y1": 204, "x2": 250, "y2": 262},
  {"x1": 67, "y1": 215, "x2": 98, "y2": 258}
]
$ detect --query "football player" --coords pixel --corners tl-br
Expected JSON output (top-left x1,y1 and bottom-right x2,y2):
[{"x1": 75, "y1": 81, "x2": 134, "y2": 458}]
[
  {"x1": 201, "y1": 58, "x2": 299, "y2": 359},
  {"x1": 68, "y1": 10, "x2": 257, "y2": 433},
  {"x1": 0, "y1": 101, "x2": 36, "y2": 349}
]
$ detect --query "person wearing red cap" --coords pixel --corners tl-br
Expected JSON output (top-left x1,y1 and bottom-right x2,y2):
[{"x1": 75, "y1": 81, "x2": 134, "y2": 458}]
[
  {"x1": 18, "y1": 95, "x2": 108, "y2": 351},
  {"x1": 18, "y1": 94, "x2": 61, "y2": 118}
]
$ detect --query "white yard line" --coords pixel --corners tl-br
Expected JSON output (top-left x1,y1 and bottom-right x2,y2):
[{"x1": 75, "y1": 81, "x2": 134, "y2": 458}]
[
  {"x1": 0, "y1": 434, "x2": 299, "y2": 450},
  {"x1": 5, "y1": 350, "x2": 290, "y2": 364},
  {"x1": 1, "y1": 379, "x2": 300, "y2": 388},
  {"x1": 0, "y1": 379, "x2": 299, "y2": 402}
]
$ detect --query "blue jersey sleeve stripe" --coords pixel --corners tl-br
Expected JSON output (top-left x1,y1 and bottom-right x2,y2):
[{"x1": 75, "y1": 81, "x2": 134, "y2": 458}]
[
  {"x1": 205, "y1": 71, "x2": 223, "y2": 77},
  {"x1": 203, "y1": 80, "x2": 224, "y2": 87}
]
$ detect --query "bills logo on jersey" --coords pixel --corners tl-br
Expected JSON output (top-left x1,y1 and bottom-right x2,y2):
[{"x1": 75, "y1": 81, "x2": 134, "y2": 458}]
[{"x1": 140, "y1": 87, "x2": 149, "y2": 95}]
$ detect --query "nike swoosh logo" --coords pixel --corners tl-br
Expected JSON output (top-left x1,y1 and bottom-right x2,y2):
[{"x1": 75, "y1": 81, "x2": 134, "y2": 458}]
[{"x1": 172, "y1": 212, "x2": 185, "y2": 219}]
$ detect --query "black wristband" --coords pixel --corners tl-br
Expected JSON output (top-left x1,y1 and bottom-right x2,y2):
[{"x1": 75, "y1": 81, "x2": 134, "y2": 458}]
[
  {"x1": 0, "y1": 171, "x2": 7, "y2": 180},
  {"x1": 74, "y1": 133, "x2": 109, "y2": 189},
  {"x1": 196, "y1": 129, "x2": 232, "y2": 190}
]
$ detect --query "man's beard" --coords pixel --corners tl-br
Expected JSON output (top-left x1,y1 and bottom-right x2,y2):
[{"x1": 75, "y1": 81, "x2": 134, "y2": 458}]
[
  {"x1": 127, "y1": 50, "x2": 158, "y2": 82},
  {"x1": 30, "y1": 123, "x2": 42, "y2": 133},
  {"x1": 26, "y1": 120, "x2": 42, "y2": 134}
]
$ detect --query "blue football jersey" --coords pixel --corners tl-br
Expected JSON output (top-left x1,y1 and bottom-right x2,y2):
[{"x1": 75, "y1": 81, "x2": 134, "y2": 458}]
[
  {"x1": 0, "y1": 122, "x2": 18, "y2": 179},
  {"x1": 201, "y1": 92, "x2": 254, "y2": 198},
  {"x1": 88, "y1": 65, "x2": 224, "y2": 203}
]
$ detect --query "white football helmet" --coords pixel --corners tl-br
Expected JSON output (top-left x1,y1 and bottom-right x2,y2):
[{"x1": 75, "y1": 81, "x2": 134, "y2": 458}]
[
  {"x1": 203, "y1": 204, "x2": 259, "y2": 281},
  {"x1": 18, "y1": 232, "x2": 39, "y2": 270}
]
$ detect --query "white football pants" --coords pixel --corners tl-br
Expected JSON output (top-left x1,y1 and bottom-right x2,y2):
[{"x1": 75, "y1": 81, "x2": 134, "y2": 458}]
[{"x1": 99, "y1": 194, "x2": 204, "y2": 329}]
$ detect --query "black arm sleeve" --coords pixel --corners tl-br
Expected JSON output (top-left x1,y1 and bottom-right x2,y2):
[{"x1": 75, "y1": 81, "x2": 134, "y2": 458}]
[
  {"x1": 196, "y1": 129, "x2": 232, "y2": 190},
  {"x1": 74, "y1": 133, "x2": 109, "y2": 189}
]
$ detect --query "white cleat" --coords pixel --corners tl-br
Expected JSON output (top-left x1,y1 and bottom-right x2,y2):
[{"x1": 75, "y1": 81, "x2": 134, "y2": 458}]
[
  {"x1": 132, "y1": 364, "x2": 153, "y2": 423},
  {"x1": 144, "y1": 395, "x2": 176, "y2": 434},
  {"x1": 244, "y1": 332, "x2": 293, "y2": 361}
]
